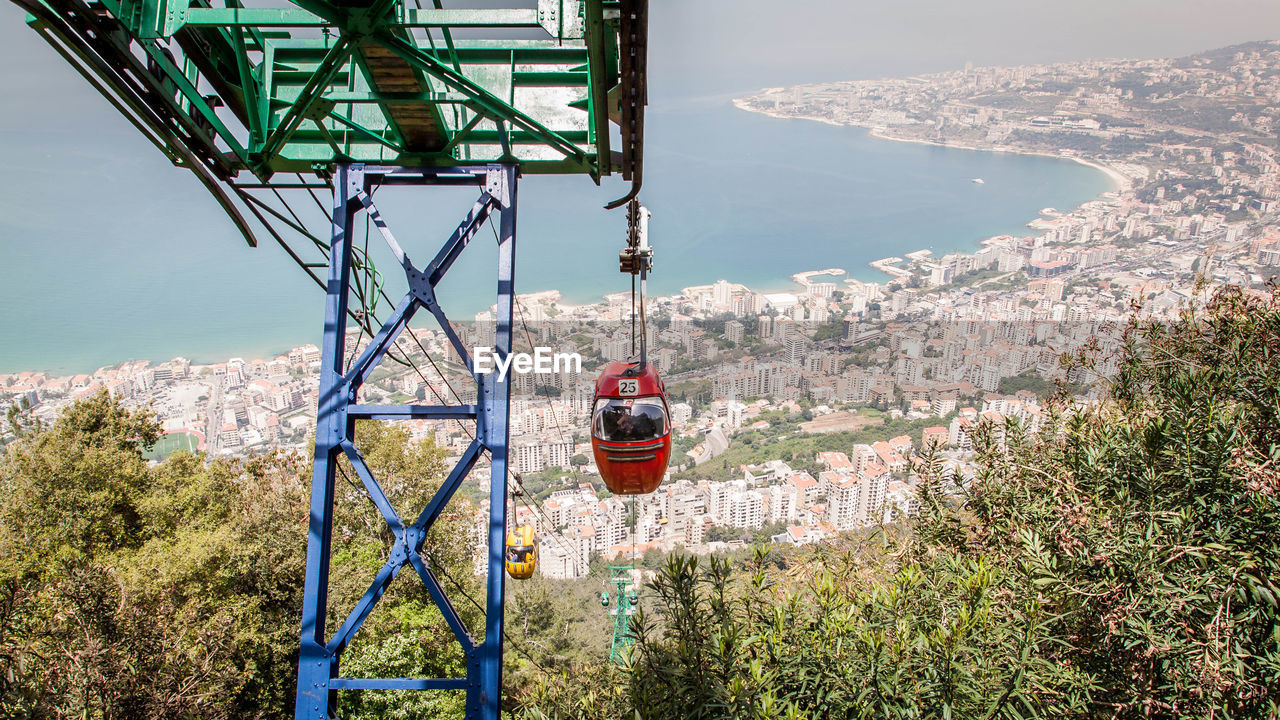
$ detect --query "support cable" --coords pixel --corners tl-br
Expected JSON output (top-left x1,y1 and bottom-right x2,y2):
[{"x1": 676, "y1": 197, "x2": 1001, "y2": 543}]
[
  {"x1": 424, "y1": 545, "x2": 553, "y2": 676},
  {"x1": 494, "y1": 456, "x2": 583, "y2": 570},
  {"x1": 503, "y1": 476, "x2": 609, "y2": 610},
  {"x1": 509, "y1": 309, "x2": 599, "y2": 576},
  {"x1": 233, "y1": 186, "x2": 394, "y2": 360},
  {"x1": 242, "y1": 178, "x2": 485, "y2": 438},
  {"x1": 240, "y1": 182, "x2": 474, "y2": 407},
  {"x1": 270, "y1": 185, "x2": 309, "y2": 232},
  {"x1": 488, "y1": 219, "x2": 597, "y2": 577},
  {"x1": 298, "y1": 171, "x2": 332, "y2": 220},
  {"x1": 344, "y1": 209, "x2": 375, "y2": 374},
  {"x1": 514, "y1": 300, "x2": 573, "y2": 465}
]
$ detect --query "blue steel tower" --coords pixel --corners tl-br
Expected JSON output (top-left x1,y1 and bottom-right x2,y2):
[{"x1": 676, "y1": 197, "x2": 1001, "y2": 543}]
[{"x1": 9, "y1": 0, "x2": 649, "y2": 716}]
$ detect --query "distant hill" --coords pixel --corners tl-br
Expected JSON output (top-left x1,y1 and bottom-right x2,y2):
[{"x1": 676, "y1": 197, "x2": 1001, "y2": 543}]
[{"x1": 1175, "y1": 39, "x2": 1280, "y2": 72}]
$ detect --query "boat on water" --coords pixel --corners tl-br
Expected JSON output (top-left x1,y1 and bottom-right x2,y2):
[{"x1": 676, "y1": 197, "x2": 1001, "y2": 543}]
[{"x1": 971, "y1": 178, "x2": 985, "y2": 184}]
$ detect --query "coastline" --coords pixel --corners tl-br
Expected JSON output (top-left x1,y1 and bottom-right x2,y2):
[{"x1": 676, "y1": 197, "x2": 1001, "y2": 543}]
[
  {"x1": 730, "y1": 98, "x2": 847, "y2": 127},
  {"x1": 4, "y1": 105, "x2": 1131, "y2": 378},
  {"x1": 864, "y1": 127, "x2": 1131, "y2": 193},
  {"x1": 731, "y1": 97, "x2": 1132, "y2": 202},
  {"x1": 729, "y1": 97, "x2": 1136, "y2": 287}
]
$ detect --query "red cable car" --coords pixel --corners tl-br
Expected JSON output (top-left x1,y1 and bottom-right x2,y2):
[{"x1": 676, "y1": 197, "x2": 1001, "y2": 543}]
[
  {"x1": 591, "y1": 360, "x2": 672, "y2": 495},
  {"x1": 593, "y1": 200, "x2": 669, "y2": 494}
]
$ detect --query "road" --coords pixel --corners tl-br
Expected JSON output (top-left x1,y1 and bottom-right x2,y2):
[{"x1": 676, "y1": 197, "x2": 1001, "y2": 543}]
[{"x1": 203, "y1": 373, "x2": 225, "y2": 454}]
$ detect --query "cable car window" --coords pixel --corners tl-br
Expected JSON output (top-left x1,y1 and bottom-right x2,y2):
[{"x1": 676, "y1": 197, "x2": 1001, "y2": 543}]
[
  {"x1": 592, "y1": 397, "x2": 668, "y2": 442},
  {"x1": 507, "y1": 545, "x2": 533, "y2": 563}
]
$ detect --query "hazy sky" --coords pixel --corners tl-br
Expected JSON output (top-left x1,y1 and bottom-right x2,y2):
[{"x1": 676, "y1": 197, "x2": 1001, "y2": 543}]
[
  {"x1": 653, "y1": 0, "x2": 1280, "y2": 97},
  {"x1": 4, "y1": 0, "x2": 1280, "y2": 115}
]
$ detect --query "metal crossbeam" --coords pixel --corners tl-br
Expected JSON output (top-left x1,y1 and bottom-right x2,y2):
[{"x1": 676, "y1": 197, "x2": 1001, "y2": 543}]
[
  {"x1": 181, "y1": 7, "x2": 545, "y2": 29},
  {"x1": 14, "y1": 0, "x2": 644, "y2": 180},
  {"x1": 295, "y1": 163, "x2": 516, "y2": 720}
]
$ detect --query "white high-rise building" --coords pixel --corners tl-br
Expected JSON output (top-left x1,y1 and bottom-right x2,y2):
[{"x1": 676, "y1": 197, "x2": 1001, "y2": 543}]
[
  {"x1": 567, "y1": 525, "x2": 594, "y2": 577},
  {"x1": 725, "y1": 320, "x2": 745, "y2": 344},
  {"x1": 860, "y1": 468, "x2": 890, "y2": 524},
  {"x1": 601, "y1": 335, "x2": 632, "y2": 362},
  {"x1": 725, "y1": 490, "x2": 764, "y2": 529},
  {"x1": 767, "y1": 484, "x2": 798, "y2": 523},
  {"x1": 784, "y1": 331, "x2": 808, "y2": 366},
  {"x1": 821, "y1": 472, "x2": 862, "y2": 530},
  {"x1": 711, "y1": 399, "x2": 744, "y2": 429},
  {"x1": 808, "y1": 303, "x2": 829, "y2": 324},
  {"x1": 538, "y1": 543, "x2": 580, "y2": 579},
  {"x1": 671, "y1": 402, "x2": 693, "y2": 426},
  {"x1": 758, "y1": 314, "x2": 773, "y2": 339},
  {"x1": 512, "y1": 439, "x2": 544, "y2": 475},
  {"x1": 707, "y1": 481, "x2": 732, "y2": 522},
  {"x1": 545, "y1": 438, "x2": 573, "y2": 469},
  {"x1": 713, "y1": 279, "x2": 733, "y2": 307},
  {"x1": 593, "y1": 513, "x2": 627, "y2": 552}
]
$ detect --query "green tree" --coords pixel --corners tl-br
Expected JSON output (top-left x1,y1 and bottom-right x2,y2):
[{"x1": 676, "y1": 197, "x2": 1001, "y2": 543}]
[
  {"x1": 627, "y1": 554, "x2": 800, "y2": 720},
  {"x1": 704, "y1": 525, "x2": 741, "y2": 544},
  {"x1": 1, "y1": 390, "x2": 156, "y2": 573},
  {"x1": 5, "y1": 396, "x2": 39, "y2": 440},
  {"x1": 0, "y1": 392, "x2": 477, "y2": 719}
]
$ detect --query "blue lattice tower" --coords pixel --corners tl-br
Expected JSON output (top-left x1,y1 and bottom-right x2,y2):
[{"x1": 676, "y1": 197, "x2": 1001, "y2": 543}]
[
  {"x1": 10, "y1": 0, "x2": 648, "y2": 716},
  {"x1": 296, "y1": 163, "x2": 521, "y2": 720}
]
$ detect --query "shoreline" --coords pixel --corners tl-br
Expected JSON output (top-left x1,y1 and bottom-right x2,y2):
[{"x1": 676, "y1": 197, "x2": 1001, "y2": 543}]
[
  {"x1": 4, "y1": 107, "x2": 1134, "y2": 378},
  {"x1": 731, "y1": 98, "x2": 1135, "y2": 283},
  {"x1": 864, "y1": 128, "x2": 1132, "y2": 193},
  {"x1": 731, "y1": 97, "x2": 1133, "y2": 194}
]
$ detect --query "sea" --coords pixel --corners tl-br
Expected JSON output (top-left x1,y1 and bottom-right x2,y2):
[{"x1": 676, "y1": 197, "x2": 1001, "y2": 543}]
[{"x1": 0, "y1": 97, "x2": 1113, "y2": 375}]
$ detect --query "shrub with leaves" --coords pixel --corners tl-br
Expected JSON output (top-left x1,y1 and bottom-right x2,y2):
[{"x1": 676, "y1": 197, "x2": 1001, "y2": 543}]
[{"x1": 0, "y1": 391, "x2": 479, "y2": 719}]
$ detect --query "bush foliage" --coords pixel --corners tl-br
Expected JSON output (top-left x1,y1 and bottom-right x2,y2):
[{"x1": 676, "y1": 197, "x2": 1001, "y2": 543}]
[{"x1": 0, "y1": 394, "x2": 479, "y2": 719}]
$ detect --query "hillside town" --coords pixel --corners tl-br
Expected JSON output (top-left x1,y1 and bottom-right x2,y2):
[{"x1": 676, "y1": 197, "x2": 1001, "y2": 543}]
[{"x1": 6, "y1": 43, "x2": 1280, "y2": 578}]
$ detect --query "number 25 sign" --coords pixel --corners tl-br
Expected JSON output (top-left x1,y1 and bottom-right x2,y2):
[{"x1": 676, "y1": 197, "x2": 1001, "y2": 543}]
[{"x1": 618, "y1": 378, "x2": 639, "y2": 396}]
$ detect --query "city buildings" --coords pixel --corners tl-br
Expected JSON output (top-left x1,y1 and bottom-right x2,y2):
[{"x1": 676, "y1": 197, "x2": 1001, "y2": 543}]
[{"x1": 9, "y1": 45, "x2": 1280, "y2": 568}]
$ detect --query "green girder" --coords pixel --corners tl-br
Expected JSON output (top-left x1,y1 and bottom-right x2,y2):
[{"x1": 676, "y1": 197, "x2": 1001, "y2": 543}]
[{"x1": 15, "y1": 0, "x2": 644, "y2": 180}]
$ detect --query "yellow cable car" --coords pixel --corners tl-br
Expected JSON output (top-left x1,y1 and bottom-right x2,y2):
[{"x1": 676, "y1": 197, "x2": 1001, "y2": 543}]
[{"x1": 504, "y1": 525, "x2": 537, "y2": 580}]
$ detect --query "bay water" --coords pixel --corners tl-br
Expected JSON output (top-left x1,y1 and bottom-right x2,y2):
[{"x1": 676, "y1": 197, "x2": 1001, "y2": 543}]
[{"x1": 0, "y1": 98, "x2": 1112, "y2": 374}]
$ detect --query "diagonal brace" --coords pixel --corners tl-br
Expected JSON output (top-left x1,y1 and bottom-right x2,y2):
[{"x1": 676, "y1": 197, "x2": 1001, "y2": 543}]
[
  {"x1": 326, "y1": 550, "x2": 407, "y2": 656},
  {"x1": 412, "y1": 439, "x2": 483, "y2": 534},
  {"x1": 407, "y1": 548, "x2": 475, "y2": 650},
  {"x1": 260, "y1": 37, "x2": 352, "y2": 164},
  {"x1": 341, "y1": 440, "x2": 405, "y2": 533},
  {"x1": 354, "y1": 188, "x2": 412, "y2": 270},
  {"x1": 345, "y1": 293, "x2": 419, "y2": 389}
]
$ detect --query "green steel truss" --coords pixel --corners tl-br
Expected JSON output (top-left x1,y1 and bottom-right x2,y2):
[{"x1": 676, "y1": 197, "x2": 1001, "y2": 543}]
[
  {"x1": 606, "y1": 564, "x2": 636, "y2": 665},
  {"x1": 13, "y1": 0, "x2": 646, "y2": 198}
]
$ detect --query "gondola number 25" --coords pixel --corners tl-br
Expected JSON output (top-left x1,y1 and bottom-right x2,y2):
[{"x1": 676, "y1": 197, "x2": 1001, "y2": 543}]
[{"x1": 618, "y1": 379, "x2": 639, "y2": 396}]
